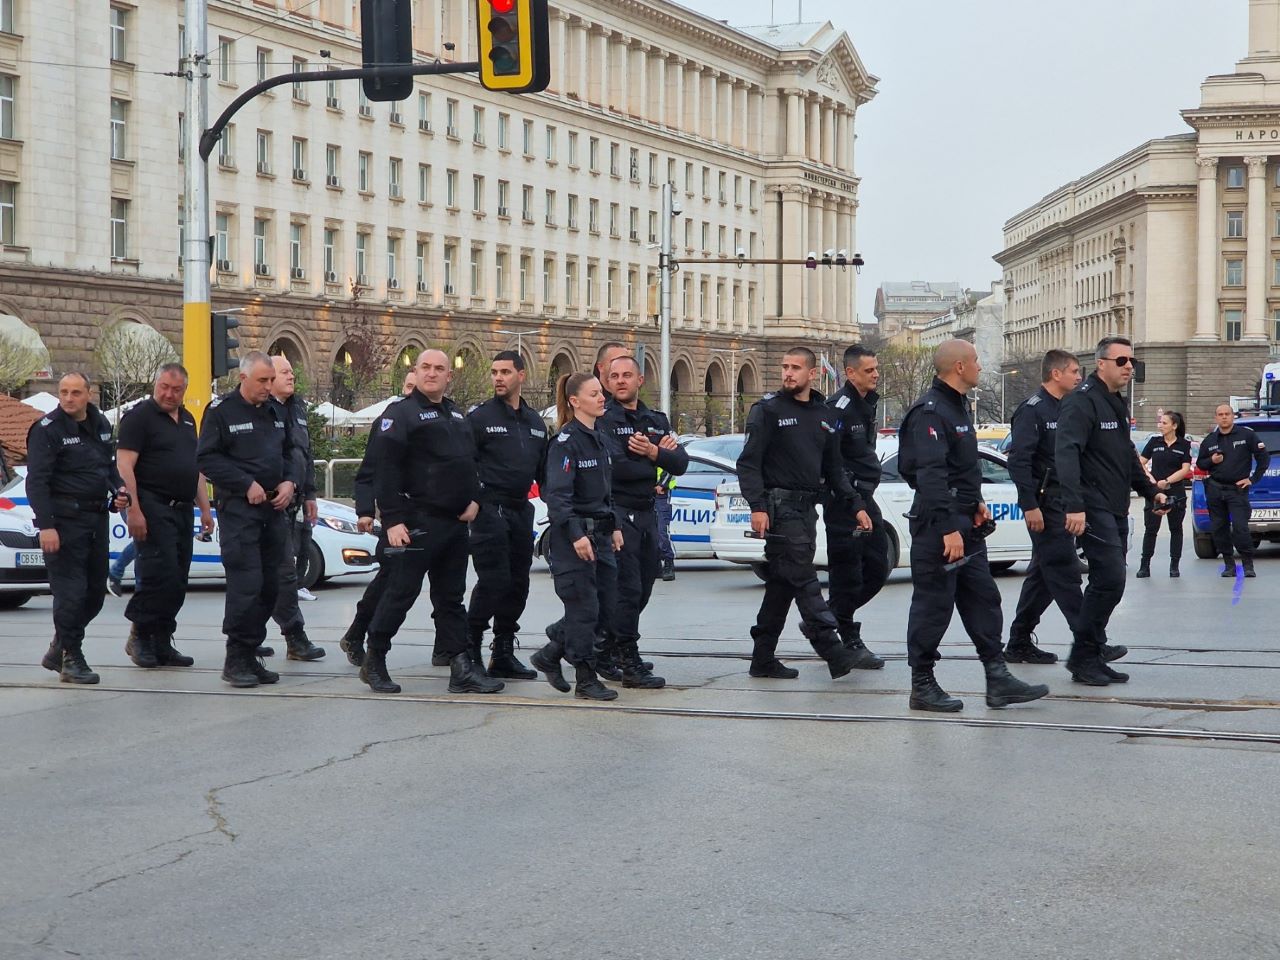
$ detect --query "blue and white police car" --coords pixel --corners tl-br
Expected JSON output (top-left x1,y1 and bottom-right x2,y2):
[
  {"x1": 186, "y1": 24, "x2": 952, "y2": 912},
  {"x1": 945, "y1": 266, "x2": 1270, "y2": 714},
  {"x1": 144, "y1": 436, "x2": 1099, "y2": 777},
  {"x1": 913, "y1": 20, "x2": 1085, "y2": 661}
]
[
  {"x1": 709, "y1": 435, "x2": 1035, "y2": 577},
  {"x1": 1190, "y1": 416, "x2": 1280, "y2": 558}
]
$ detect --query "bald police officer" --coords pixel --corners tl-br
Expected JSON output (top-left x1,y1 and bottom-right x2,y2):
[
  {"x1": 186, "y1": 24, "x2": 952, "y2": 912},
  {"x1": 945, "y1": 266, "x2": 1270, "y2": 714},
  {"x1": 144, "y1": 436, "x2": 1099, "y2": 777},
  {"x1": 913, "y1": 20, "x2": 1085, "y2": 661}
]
[
  {"x1": 28, "y1": 373, "x2": 128, "y2": 683},
  {"x1": 197, "y1": 351, "x2": 298, "y2": 688}
]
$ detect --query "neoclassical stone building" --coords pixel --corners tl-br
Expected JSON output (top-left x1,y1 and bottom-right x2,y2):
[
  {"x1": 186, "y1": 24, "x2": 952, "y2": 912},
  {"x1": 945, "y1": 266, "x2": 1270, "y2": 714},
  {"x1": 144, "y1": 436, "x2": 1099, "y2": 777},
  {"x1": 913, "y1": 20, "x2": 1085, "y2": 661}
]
[
  {"x1": 0, "y1": 0, "x2": 877, "y2": 428},
  {"x1": 996, "y1": 0, "x2": 1280, "y2": 429}
]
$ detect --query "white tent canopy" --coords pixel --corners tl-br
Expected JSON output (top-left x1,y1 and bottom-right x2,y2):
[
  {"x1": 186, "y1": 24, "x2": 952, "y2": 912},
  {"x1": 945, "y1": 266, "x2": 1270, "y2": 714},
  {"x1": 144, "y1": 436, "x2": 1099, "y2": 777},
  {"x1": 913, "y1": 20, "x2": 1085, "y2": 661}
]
[
  {"x1": 103, "y1": 396, "x2": 148, "y2": 424},
  {"x1": 21, "y1": 391, "x2": 58, "y2": 413},
  {"x1": 349, "y1": 396, "x2": 402, "y2": 425},
  {"x1": 311, "y1": 401, "x2": 357, "y2": 426},
  {"x1": 0, "y1": 313, "x2": 53, "y2": 380}
]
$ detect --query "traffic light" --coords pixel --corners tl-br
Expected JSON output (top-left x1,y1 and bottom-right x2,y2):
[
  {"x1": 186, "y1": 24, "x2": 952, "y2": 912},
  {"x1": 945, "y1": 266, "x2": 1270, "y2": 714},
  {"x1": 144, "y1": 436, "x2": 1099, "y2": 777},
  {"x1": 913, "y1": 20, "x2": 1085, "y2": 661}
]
[
  {"x1": 211, "y1": 312, "x2": 240, "y2": 378},
  {"x1": 360, "y1": 0, "x2": 414, "y2": 102},
  {"x1": 476, "y1": 0, "x2": 550, "y2": 94}
]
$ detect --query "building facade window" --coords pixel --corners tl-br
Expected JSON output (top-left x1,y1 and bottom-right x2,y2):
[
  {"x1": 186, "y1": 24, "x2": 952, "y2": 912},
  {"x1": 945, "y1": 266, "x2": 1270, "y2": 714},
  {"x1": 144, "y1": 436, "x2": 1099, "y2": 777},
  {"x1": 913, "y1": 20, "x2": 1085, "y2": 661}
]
[
  {"x1": 0, "y1": 0, "x2": 14, "y2": 34},
  {"x1": 217, "y1": 38, "x2": 233, "y2": 83},
  {"x1": 519, "y1": 253, "x2": 531, "y2": 302},
  {"x1": 110, "y1": 99, "x2": 127, "y2": 160},
  {"x1": 589, "y1": 137, "x2": 600, "y2": 173},
  {"x1": 387, "y1": 237, "x2": 400, "y2": 286},
  {"x1": 256, "y1": 47, "x2": 270, "y2": 85},
  {"x1": 446, "y1": 169, "x2": 458, "y2": 207},
  {"x1": 217, "y1": 124, "x2": 235, "y2": 167},
  {"x1": 418, "y1": 92, "x2": 431, "y2": 131},
  {"x1": 1226, "y1": 258, "x2": 1244, "y2": 286},
  {"x1": 0, "y1": 180, "x2": 16, "y2": 245},
  {"x1": 443, "y1": 242, "x2": 457, "y2": 293},
  {"x1": 545, "y1": 124, "x2": 556, "y2": 162},
  {"x1": 110, "y1": 198, "x2": 128, "y2": 259},
  {"x1": 323, "y1": 228, "x2": 337, "y2": 278},
  {"x1": 1226, "y1": 166, "x2": 1245, "y2": 189},
  {"x1": 568, "y1": 130, "x2": 578, "y2": 166},
  {"x1": 292, "y1": 137, "x2": 308, "y2": 180},
  {"x1": 446, "y1": 98, "x2": 459, "y2": 137},
  {"x1": 472, "y1": 174, "x2": 484, "y2": 212},
  {"x1": 522, "y1": 119, "x2": 533, "y2": 155},
  {"x1": 1225, "y1": 308, "x2": 1243, "y2": 341},
  {"x1": 325, "y1": 69, "x2": 339, "y2": 108},
  {"x1": 418, "y1": 163, "x2": 431, "y2": 204},
  {"x1": 497, "y1": 112, "x2": 509, "y2": 149},
  {"x1": 416, "y1": 239, "x2": 430, "y2": 291},
  {"x1": 215, "y1": 212, "x2": 232, "y2": 266},
  {"x1": 389, "y1": 157, "x2": 402, "y2": 198},
  {"x1": 289, "y1": 223, "x2": 304, "y2": 275},
  {"x1": 358, "y1": 151, "x2": 371, "y2": 192},
  {"x1": 545, "y1": 189, "x2": 556, "y2": 226},
  {"x1": 253, "y1": 217, "x2": 269, "y2": 272},
  {"x1": 325, "y1": 144, "x2": 340, "y2": 185},
  {"x1": 567, "y1": 194, "x2": 578, "y2": 229},
  {"x1": 359, "y1": 86, "x2": 371, "y2": 117},
  {"x1": 497, "y1": 179, "x2": 510, "y2": 217},
  {"x1": 291, "y1": 58, "x2": 308, "y2": 101},
  {"x1": 521, "y1": 184, "x2": 533, "y2": 221},
  {"x1": 470, "y1": 245, "x2": 482, "y2": 296},
  {"x1": 472, "y1": 105, "x2": 485, "y2": 144},
  {"x1": 356, "y1": 233, "x2": 368, "y2": 281},
  {"x1": 1227, "y1": 210, "x2": 1244, "y2": 238},
  {"x1": 110, "y1": 7, "x2": 128, "y2": 61}
]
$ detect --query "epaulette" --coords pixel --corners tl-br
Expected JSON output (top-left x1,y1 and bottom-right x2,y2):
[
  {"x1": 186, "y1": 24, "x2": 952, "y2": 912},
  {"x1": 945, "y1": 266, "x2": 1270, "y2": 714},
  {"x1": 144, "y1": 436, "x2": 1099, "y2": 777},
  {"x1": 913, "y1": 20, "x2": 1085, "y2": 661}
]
[
  {"x1": 1079, "y1": 382, "x2": 1092, "y2": 392},
  {"x1": 1027, "y1": 395, "x2": 1041, "y2": 406},
  {"x1": 38, "y1": 416, "x2": 51, "y2": 427},
  {"x1": 922, "y1": 399, "x2": 937, "y2": 411},
  {"x1": 209, "y1": 394, "x2": 225, "y2": 408},
  {"x1": 761, "y1": 392, "x2": 777, "y2": 401},
  {"x1": 466, "y1": 402, "x2": 482, "y2": 415},
  {"x1": 556, "y1": 431, "x2": 570, "y2": 443},
  {"x1": 834, "y1": 395, "x2": 851, "y2": 409}
]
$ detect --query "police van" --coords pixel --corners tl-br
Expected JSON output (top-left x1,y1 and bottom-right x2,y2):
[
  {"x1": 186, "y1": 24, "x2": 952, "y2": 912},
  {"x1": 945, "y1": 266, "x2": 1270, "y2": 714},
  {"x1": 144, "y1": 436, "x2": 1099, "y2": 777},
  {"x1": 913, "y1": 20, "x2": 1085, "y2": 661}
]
[
  {"x1": 710, "y1": 435, "x2": 1034, "y2": 578},
  {"x1": 1190, "y1": 415, "x2": 1280, "y2": 558}
]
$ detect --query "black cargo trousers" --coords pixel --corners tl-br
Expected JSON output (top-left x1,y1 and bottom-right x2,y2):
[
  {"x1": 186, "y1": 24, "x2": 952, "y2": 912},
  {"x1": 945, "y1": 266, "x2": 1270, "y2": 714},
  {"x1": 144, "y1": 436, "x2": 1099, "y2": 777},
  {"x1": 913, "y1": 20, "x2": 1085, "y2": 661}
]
[{"x1": 124, "y1": 490, "x2": 195, "y2": 639}]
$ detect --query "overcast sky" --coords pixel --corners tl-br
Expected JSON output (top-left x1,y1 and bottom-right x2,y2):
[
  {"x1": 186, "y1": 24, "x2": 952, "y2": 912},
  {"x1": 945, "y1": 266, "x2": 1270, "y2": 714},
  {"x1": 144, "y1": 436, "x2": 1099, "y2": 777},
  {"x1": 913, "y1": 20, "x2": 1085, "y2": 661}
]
[{"x1": 691, "y1": 0, "x2": 1248, "y2": 324}]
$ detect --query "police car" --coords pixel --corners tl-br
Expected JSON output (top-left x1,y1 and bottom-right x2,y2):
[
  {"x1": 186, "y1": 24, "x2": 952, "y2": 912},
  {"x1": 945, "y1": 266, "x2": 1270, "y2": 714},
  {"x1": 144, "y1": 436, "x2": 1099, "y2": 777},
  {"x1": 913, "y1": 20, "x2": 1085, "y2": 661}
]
[
  {"x1": 1190, "y1": 417, "x2": 1280, "y2": 558},
  {"x1": 0, "y1": 467, "x2": 378, "y2": 596},
  {"x1": 709, "y1": 435, "x2": 1035, "y2": 578}
]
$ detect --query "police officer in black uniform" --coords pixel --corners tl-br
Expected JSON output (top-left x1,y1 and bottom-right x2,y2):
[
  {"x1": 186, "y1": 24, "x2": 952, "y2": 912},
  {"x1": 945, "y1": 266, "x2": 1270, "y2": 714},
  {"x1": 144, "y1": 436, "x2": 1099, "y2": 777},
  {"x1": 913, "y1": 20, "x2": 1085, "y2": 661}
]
[
  {"x1": 27, "y1": 372, "x2": 128, "y2": 683},
  {"x1": 362, "y1": 348, "x2": 502, "y2": 696},
  {"x1": 823, "y1": 344, "x2": 889, "y2": 669},
  {"x1": 738, "y1": 347, "x2": 871, "y2": 681},
  {"x1": 1057, "y1": 336, "x2": 1168, "y2": 685},
  {"x1": 1137, "y1": 411, "x2": 1193, "y2": 578},
  {"x1": 197, "y1": 351, "x2": 297, "y2": 688},
  {"x1": 1003, "y1": 349, "x2": 1082, "y2": 664},
  {"x1": 116, "y1": 363, "x2": 212, "y2": 669},
  {"x1": 1197, "y1": 402, "x2": 1270, "y2": 578},
  {"x1": 599, "y1": 354, "x2": 688, "y2": 689},
  {"x1": 465, "y1": 350, "x2": 548, "y2": 679},
  {"x1": 266, "y1": 355, "x2": 324, "y2": 661},
  {"x1": 337, "y1": 371, "x2": 415, "y2": 668},
  {"x1": 899, "y1": 340, "x2": 1049, "y2": 712},
  {"x1": 530, "y1": 372, "x2": 624, "y2": 700}
]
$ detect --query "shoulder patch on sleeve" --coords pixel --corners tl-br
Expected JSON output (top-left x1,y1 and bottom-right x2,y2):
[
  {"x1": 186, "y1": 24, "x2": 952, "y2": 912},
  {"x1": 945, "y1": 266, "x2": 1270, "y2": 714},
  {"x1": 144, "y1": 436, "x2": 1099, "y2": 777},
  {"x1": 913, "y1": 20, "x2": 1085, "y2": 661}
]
[
  {"x1": 209, "y1": 395, "x2": 224, "y2": 408},
  {"x1": 761, "y1": 392, "x2": 776, "y2": 401},
  {"x1": 556, "y1": 432, "x2": 571, "y2": 443},
  {"x1": 467, "y1": 403, "x2": 481, "y2": 415}
]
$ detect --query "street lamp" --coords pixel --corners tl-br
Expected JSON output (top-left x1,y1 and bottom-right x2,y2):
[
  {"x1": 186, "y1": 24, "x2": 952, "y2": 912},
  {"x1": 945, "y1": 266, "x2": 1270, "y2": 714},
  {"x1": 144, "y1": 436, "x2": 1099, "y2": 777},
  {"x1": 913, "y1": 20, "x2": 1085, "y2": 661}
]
[
  {"x1": 494, "y1": 328, "x2": 537, "y2": 356},
  {"x1": 708, "y1": 346, "x2": 757, "y2": 433},
  {"x1": 997, "y1": 369, "x2": 1020, "y2": 423}
]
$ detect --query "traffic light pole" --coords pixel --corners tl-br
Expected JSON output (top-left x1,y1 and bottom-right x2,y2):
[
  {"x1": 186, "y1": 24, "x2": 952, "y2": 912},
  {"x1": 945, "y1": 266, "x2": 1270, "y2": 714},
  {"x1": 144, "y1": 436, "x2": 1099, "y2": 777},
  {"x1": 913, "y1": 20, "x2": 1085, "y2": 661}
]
[
  {"x1": 182, "y1": 0, "x2": 213, "y2": 425},
  {"x1": 659, "y1": 182, "x2": 673, "y2": 417}
]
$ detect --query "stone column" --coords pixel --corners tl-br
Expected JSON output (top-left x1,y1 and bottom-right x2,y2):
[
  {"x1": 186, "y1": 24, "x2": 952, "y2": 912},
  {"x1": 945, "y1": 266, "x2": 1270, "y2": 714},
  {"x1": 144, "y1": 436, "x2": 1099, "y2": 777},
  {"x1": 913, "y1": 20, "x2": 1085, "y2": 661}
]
[
  {"x1": 666, "y1": 56, "x2": 683, "y2": 130},
  {"x1": 835, "y1": 202, "x2": 852, "y2": 330},
  {"x1": 549, "y1": 13, "x2": 569, "y2": 97},
  {"x1": 781, "y1": 186, "x2": 808, "y2": 321},
  {"x1": 786, "y1": 89, "x2": 804, "y2": 158},
  {"x1": 808, "y1": 97, "x2": 822, "y2": 161},
  {"x1": 821, "y1": 103, "x2": 835, "y2": 166},
  {"x1": 734, "y1": 83, "x2": 748, "y2": 149},
  {"x1": 633, "y1": 45, "x2": 648, "y2": 119},
  {"x1": 822, "y1": 197, "x2": 837, "y2": 329},
  {"x1": 1246, "y1": 156, "x2": 1270, "y2": 340},
  {"x1": 1193, "y1": 157, "x2": 1220, "y2": 341},
  {"x1": 687, "y1": 65, "x2": 702, "y2": 139},
  {"x1": 586, "y1": 25, "x2": 605, "y2": 105},
  {"x1": 707, "y1": 71, "x2": 719, "y2": 143},
  {"x1": 651, "y1": 51, "x2": 665, "y2": 127},
  {"x1": 835, "y1": 111, "x2": 850, "y2": 170}
]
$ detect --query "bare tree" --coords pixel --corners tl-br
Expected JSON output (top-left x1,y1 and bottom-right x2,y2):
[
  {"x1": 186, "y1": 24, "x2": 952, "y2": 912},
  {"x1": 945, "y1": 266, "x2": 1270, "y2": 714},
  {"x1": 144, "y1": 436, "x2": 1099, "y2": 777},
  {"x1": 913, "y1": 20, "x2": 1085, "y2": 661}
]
[
  {"x1": 0, "y1": 332, "x2": 46, "y2": 394},
  {"x1": 330, "y1": 314, "x2": 393, "y2": 409},
  {"x1": 976, "y1": 353, "x2": 1045, "y2": 423},
  {"x1": 876, "y1": 345, "x2": 936, "y2": 426},
  {"x1": 93, "y1": 322, "x2": 179, "y2": 412}
]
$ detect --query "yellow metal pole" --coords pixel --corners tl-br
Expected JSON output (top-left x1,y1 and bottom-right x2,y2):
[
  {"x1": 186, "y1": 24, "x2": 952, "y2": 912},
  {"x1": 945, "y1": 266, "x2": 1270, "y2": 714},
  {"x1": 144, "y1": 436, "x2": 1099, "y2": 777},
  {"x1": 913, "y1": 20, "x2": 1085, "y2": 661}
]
[{"x1": 184, "y1": 301, "x2": 212, "y2": 425}]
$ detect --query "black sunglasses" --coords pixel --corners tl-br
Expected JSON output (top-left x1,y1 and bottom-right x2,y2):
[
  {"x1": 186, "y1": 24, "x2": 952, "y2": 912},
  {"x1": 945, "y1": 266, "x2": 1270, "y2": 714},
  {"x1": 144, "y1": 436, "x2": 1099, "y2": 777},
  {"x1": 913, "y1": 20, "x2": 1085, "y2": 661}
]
[{"x1": 1101, "y1": 355, "x2": 1137, "y2": 367}]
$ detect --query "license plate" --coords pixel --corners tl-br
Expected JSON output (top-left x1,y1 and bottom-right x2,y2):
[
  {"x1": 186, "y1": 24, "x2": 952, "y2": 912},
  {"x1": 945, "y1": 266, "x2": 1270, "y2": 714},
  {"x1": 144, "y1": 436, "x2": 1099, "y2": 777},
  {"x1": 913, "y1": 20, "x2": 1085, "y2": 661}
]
[
  {"x1": 1252, "y1": 508, "x2": 1280, "y2": 521},
  {"x1": 16, "y1": 551, "x2": 44, "y2": 567},
  {"x1": 729, "y1": 496, "x2": 748, "y2": 510}
]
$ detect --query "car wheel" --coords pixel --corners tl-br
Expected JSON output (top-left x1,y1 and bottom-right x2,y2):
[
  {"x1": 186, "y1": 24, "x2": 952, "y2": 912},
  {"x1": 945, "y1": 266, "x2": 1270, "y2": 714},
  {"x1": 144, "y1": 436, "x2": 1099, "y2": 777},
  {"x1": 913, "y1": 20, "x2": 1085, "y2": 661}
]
[
  {"x1": 750, "y1": 562, "x2": 769, "y2": 583},
  {"x1": 1192, "y1": 533, "x2": 1217, "y2": 560},
  {"x1": 0, "y1": 592, "x2": 32, "y2": 610},
  {"x1": 297, "y1": 540, "x2": 325, "y2": 590},
  {"x1": 886, "y1": 529, "x2": 901, "y2": 570},
  {"x1": 989, "y1": 560, "x2": 1017, "y2": 574}
]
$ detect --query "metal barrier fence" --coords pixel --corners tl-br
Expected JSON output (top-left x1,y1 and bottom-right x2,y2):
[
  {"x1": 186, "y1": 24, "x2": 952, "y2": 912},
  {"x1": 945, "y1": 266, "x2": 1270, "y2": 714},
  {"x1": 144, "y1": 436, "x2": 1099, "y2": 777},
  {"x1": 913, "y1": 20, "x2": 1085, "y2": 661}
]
[{"x1": 315, "y1": 459, "x2": 364, "y2": 500}]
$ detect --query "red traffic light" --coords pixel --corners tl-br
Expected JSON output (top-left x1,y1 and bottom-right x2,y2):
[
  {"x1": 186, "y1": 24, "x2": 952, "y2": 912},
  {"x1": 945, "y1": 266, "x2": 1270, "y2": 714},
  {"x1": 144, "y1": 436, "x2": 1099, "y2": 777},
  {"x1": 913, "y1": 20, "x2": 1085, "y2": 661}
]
[{"x1": 490, "y1": 0, "x2": 515, "y2": 11}]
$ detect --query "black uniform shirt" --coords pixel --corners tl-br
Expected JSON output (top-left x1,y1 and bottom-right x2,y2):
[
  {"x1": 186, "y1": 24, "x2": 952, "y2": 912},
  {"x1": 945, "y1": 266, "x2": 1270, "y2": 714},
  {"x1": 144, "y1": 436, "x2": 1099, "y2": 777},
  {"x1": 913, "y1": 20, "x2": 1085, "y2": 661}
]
[
  {"x1": 271, "y1": 393, "x2": 316, "y2": 500},
  {"x1": 1196, "y1": 425, "x2": 1270, "y2": 485},
  {"x1": 117, "y1": 398, "x2": 199, "y2": 501},
  {"x1": 827, "y1": 382, "x2": 882, "y2": 491},
  {"x1": 898, "y1": 377, "x2": 982, "y2": 534},
  {"x1": 1006, "y1": 386, "x2": 1062, "y2": 511},
  {"x1": 1055, "y1": 373, "x2": 1155, "y2": 515},
  {"x1": 543, "y1": 417, "x2": 616, "y2": 541},
  {"x1": 25, "y1": 403, "x2": 123, "y2": 529},
  {"x1": 353, "y1": 399, "x2": 407, "y2": 520},
  {"x1": 374, "y1": 390, "x2": 478, "y2": 527},
  {"x1": 737, "y1": 390, "x2": 858, "y2": 514},
  {"x1": 196, "y1": 388, "x2": 295, "y2": 499},
  {"x1": 468, "y1": 396, "x2": 549, "y2": 502},
  {"x1": 1141, "y1": 435, "x2": 1193, "y2": 492},
  {"x1": 598, "y1": 400, "x2": 689, "y2": 510}
]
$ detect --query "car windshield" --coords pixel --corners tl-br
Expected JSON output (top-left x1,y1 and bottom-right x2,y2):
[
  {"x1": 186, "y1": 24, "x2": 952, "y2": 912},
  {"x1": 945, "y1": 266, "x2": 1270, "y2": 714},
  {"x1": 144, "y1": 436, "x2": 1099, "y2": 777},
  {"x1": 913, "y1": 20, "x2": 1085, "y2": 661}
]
[
  {"x1": 0, "y1": 471, "x2": 20, "y2": 494},
  {"x1": 1247, "y1": 424, "x2": 1280, "y2": 454},
  {"x1": 684, "y1": 435, "x2": 745, "y2": 462}
]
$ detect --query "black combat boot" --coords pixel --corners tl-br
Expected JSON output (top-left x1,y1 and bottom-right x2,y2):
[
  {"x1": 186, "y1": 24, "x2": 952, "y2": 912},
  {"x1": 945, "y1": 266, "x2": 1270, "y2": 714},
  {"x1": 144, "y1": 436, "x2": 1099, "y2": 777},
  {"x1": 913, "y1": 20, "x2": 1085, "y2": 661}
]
[
  {"x1": 749, "y1": 659, "x2": 799, "y2": 679},
  {"x1": 154, "y1": 634, "x2": 195, "y2": 667},
  {"x1": 1169, "y1": 557, "x2": 1180, "y2": 578},
  {"x1": 254, "y1": 644, "x2": 276, "y2": 658},
  {"x1": 984, "y1": 659, "x2": 1050, "y2": 708},
  {"x1": 431, "y1": 649, "x2": 451, "y2": 666},
  {"x1": 338, "y1": 622, "x2": 366, "y2": 667},
  {"x1": 1243, "y1": 557, "x2": 1257, "y2": 578},
  {"x1": 909, "y1": 668, "x2": 962, "y2": 712},
  {"x1": 1136, "y1": 558, "x2": 1151, "y2": 578},
  {"x1": 1100, "y1": 662, "x2": 1129, "y2": 683},
  {"x1": 221, "y1": 646, "x2": 259, "y2": 688},
  {"x1": 249, "y1": 653, "x2": 279, "y2": 684},
  {"x1": 574, "y1": 663, "x2": 618, "y2": 701},
  {"x1": 284, "y1": 628, "x2": 325, "y2": 661},
  {"x1": 660, "y1": 558, "x2": 675, "y2": 581},
  {"x1": 60, "y1": 648, "x2": 100, "y2": 685},
  {"x1": 40, "y1": 638, "x2": 62, "y2": 672},
  {"x1": 620, "y1": 641, "x2": 666, "y2": 689},
  {"x1": 594, "y1": 635, "x2": 624, "y2": 682},
  {"x1": 1065, "y1": 634, "x2": 1111, "y2": 686},
  {"x1": 359, "y1": 649, "x2": 402, "y2": 694},
  {"x1": 1004, "y1": 630, "x2": 1058, "y2": 665},
  {"x1": 837, "y1": 621, "x2": 885, "y2": 670},
  {"x1": 125, "y1": 624, "x2": 158, "y2": 668},
  {"x1": 448, "y1": 651, "x2": 505, "y2": 694},
  {"x1": 488, "y1": 634, "x2": 537, "y2": 680},
  {"x1": 1100, "y1": 642, "x2": 1128, "y2": 662},
  {"x1": 530, "y1": 643, "x2": 571, "y2": 692},
  {"x1": 1221, "y1": 556, "x2": 1238, "y2": 578},
  {"x1": 804, "y1": 624, "x2": 863, "y2": 679}
]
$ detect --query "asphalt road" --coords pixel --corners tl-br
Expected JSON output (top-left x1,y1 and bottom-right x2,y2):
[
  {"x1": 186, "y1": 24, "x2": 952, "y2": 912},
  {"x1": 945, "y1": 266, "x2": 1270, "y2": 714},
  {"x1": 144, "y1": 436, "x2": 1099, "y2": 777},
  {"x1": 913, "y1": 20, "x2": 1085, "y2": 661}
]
[{"x1": 2, "y1": 535, "x2": 1280, "y2": 960}]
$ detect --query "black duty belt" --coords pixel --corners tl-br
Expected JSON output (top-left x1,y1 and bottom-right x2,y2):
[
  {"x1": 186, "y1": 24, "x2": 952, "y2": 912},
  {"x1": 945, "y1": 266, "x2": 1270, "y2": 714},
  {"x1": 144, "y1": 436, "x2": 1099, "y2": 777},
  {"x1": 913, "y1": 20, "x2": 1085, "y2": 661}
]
[
  {"x1": 480, "y1": 491, "x2": 531, "y2": 509},
  {"x1": 53, "y1": 496, "x2": 109, "y2": 513},
  {"x1": 614, "y1": 495, "x2": 656, "y2": 512},
  {"x1": 576, "y1": 513, "x2": 616, "y2": 535},
  {"x1": 768, "y1": 488, "x2": 819, "y2": 506},
  {"x1": 139, "y1": 489, "x2": 193, "y2": 509},
  {"x1": 852, "y1": 479, "x2": 879, "y2": 493}
]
